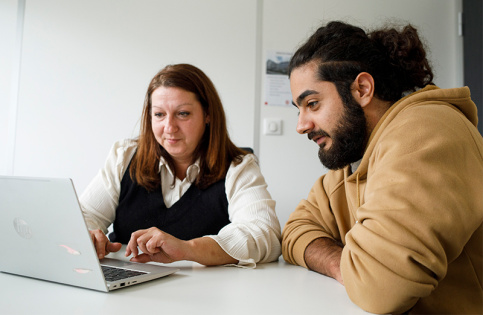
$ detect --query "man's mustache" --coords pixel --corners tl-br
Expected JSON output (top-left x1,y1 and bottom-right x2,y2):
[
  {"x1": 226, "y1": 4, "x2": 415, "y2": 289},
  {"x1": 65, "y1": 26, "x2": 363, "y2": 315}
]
[{"x1": 308, "y1": 129, "x2": 330, "y2": 141}]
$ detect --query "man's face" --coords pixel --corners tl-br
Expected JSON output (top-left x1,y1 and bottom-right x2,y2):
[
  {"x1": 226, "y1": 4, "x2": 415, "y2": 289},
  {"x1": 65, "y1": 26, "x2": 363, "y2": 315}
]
[{"x1": 290, "y1": 62, "x2": 368, "y2": 170}]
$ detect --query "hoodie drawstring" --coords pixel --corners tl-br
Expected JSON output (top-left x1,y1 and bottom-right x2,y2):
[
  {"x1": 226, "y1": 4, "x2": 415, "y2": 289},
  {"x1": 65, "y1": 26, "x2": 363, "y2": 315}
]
[{"x1": 356, "y1": 173, "x2": 361, "y2": 208}]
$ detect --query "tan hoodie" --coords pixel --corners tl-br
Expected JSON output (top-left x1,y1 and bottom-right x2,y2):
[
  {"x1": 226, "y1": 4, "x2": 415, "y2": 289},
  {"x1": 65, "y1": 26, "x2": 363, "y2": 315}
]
[{"x1": 282, "y1": 85, "x2": 483, "y2": 314}]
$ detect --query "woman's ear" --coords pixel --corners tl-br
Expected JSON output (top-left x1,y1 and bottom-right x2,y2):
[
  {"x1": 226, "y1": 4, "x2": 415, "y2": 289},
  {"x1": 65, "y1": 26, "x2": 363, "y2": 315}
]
[{"x1": 351, "y1": 72, "x2": 375, "y2": 108}]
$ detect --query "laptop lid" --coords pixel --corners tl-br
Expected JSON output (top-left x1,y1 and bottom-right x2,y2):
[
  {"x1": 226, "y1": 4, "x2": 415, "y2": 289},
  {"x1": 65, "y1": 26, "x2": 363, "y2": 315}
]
[{"x1": 0, "y1": 175, "x2": 178, "y2": 292}]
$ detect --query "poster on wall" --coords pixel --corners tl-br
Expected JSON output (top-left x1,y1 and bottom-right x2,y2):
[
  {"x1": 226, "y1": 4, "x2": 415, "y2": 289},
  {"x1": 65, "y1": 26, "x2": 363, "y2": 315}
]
[{"x1": 264, "y1": 51, "x2": 293, "y2": 107}]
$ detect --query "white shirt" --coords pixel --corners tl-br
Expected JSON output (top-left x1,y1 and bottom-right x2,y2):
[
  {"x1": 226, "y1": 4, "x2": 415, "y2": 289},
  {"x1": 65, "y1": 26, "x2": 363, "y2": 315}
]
[
  {"x1": 80, "y1": 139, "x2": 282, "y2": 267},
  {"x1": 160, "y1": 157, "x2": 200, "y2": 208}
]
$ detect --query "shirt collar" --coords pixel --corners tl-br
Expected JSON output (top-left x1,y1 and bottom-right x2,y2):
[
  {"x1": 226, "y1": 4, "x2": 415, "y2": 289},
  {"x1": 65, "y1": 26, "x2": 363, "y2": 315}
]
[{"x1": 158, "y1": 156, "x2": 201, "y2": 183}]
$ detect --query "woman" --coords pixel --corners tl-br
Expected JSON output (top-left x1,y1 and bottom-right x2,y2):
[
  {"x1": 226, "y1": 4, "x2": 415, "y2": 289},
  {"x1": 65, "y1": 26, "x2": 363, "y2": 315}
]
[{"x1": 80, "y1": 64, "x2": 281, "y2": 267}]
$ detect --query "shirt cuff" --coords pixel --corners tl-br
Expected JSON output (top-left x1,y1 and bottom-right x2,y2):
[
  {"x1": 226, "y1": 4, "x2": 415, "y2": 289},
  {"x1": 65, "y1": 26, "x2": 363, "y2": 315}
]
[{"x1": 206, "y1": 235, "x2": 257, "y2": 269}]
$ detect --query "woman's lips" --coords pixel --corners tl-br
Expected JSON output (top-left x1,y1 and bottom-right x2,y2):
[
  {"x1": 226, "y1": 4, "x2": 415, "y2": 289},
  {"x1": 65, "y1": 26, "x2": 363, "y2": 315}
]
[{"x1": 165, "y1": 138, "x2": 179, "y2": 144}]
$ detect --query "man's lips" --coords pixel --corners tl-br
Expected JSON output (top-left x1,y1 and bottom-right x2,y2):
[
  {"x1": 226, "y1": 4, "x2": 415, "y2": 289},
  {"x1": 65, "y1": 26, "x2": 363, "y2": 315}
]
[
  {"x1": 313, "y1": 135, "x2": 326, "y2": 146},
  {"x1": 308, "y1": 130, "x2": 330, "y2": 146}
]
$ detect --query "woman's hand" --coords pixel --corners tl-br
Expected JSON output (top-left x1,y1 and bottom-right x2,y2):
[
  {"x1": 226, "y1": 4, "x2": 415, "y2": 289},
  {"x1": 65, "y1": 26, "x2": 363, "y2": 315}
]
[
  {"x1": 89, "y1": 229, "x2": 122, "y2": 259},
  {"x1": 125, "y1": 227, "x2": 238, "y2": 266},
  {"x1": 125, "y1": 227, "x2": 188, "y2": 264}
]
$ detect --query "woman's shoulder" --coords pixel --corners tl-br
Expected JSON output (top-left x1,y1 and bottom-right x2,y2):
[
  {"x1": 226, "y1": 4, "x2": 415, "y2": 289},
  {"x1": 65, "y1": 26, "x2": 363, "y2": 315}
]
[
  {"x1": 231, "y1": 152, "x2": 258, "y2": 168},
  {"x1": 111, "y1": 138, "x2": 138, "y2": 150},
  {"x1": 106, "y1": 138, "x2": 138, "y2": 165},
  {"x1": 226, "y1": 153, "x2": 260, "y2": 179},
  {"x1": 110, "y1": 138, "x2": 138, "y2": 153}
]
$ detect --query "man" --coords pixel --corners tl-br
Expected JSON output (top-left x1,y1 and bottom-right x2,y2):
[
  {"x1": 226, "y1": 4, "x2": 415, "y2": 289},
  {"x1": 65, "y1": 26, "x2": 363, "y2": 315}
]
[{"x1": 282, "y1": 21, "x2": 483, "y2": 314}]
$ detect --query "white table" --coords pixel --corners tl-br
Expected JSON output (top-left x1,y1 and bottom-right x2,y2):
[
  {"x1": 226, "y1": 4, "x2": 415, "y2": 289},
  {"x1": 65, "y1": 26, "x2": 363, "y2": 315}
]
[{"x1": 0, "y1": 252, "x2": 369, "y2": 315}]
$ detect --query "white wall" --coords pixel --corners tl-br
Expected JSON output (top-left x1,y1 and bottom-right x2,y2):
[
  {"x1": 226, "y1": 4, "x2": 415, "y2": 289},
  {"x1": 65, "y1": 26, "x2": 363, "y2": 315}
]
[
  {"x1": 2, "y1": 0, "x2": 463, "y2": 227},
  {"x1": 5, "y1": 0, "x2": 259, "y2": 192},
  {"x1": 0, "y1": 0, "x2": 19, "y2": 175}
]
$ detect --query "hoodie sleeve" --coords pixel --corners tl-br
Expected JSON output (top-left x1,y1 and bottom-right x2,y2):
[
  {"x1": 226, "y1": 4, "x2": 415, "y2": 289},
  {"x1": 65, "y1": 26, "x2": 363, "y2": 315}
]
[{"x1": 282, "y1": 171, "x2": 349, "y2": 268}]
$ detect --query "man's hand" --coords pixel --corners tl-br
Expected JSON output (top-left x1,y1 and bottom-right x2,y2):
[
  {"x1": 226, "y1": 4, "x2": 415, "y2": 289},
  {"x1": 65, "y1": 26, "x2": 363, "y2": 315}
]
[{"x1": 304, "y1": 237, "x2": 344, "y2": 285}]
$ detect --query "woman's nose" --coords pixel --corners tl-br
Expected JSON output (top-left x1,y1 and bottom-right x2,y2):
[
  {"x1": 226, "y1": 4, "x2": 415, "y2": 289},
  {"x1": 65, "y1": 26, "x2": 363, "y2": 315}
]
[{"x1": 164, "y1": 115, "x2": 177, "y2": 133}]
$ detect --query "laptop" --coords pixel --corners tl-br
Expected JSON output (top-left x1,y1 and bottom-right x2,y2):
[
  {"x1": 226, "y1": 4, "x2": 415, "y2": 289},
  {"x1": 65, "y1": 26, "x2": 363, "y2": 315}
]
[{"x1": 0, "y1": 175, "x2": 179, "y2": 292}]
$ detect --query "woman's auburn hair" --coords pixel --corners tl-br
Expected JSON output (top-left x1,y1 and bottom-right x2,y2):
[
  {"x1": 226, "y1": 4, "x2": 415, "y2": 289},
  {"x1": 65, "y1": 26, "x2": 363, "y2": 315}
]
[{"x1": 130, "y1": 63, "x2": 247, "y2": 191}]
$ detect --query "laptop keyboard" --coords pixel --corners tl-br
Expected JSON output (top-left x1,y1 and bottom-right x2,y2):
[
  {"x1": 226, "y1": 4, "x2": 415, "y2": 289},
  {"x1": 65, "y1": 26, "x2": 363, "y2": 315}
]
[{"x1": 101, "y1": 265, "x2": 148, "y2": 282}]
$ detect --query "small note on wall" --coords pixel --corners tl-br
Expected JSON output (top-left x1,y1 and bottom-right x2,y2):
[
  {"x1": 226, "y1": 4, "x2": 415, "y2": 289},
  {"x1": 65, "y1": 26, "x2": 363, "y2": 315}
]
[{"x1": 264, "y1": 50, "x2": 293, "y2": 107}]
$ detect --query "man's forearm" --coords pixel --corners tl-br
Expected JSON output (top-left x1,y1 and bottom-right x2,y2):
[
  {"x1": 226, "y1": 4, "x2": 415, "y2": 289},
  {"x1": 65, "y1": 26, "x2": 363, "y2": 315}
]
[{"x1": 304, "y1": 237, "x2": 344, "y2": 285}]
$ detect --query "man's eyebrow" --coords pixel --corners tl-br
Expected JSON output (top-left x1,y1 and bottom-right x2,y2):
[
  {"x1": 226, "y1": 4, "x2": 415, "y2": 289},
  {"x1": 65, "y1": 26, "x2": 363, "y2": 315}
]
[{"x1": 293, "y1": 89, "x2": 318, "y2": 107}]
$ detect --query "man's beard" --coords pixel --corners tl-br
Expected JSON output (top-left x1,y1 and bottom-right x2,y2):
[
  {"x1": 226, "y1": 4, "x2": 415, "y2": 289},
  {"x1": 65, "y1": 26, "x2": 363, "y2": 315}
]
[{"x1": 308, "y1": 97, "x2": 368, "y2": 170}]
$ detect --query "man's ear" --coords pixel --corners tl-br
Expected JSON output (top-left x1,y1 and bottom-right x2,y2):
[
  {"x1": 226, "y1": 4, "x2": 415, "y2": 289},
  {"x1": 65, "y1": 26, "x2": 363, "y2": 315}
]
[{"x1": 351, "y1": 72, "x2": 375, "y2": 108}]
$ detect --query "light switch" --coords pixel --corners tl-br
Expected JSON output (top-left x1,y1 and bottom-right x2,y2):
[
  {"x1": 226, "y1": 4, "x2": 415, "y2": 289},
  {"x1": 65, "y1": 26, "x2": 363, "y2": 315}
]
[{"x1": 264, "y1": 118, "x2": 282, "y2": 135}]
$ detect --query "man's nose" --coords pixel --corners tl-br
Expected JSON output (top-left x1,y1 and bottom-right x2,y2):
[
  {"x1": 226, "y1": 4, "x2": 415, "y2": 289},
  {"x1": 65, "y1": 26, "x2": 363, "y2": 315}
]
[{"x1": 296, "y1": 112, "x2": 313, "y2": 134}]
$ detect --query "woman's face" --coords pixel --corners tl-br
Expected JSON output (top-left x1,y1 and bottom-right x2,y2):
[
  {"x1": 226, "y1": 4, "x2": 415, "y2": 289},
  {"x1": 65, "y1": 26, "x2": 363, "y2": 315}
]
[{"x1": 151, "y1": 86, "x2": 209, "y2": 166}]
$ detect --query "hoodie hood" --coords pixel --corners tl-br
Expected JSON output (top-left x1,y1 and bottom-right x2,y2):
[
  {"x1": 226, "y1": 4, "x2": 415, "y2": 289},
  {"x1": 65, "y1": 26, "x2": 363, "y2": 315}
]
[
  {"x1": 404, "y1": 85, "x2": 477, "y2": 126},
  {"x1": 351, "y1": 85, "x2": 478, "y2": 181}
]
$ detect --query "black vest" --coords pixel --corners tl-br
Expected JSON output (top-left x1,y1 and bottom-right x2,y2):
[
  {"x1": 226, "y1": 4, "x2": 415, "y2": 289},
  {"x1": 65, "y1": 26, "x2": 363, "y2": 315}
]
[{"x1": 109, "y1": 161, "x2": 230, "y2": 243}]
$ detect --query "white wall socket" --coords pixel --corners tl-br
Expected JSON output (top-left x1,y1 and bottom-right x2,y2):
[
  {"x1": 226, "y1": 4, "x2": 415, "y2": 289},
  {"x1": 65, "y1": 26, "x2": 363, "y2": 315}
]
[{"x1": 264, "y1": 118, "x2": 283, "y2": 135}]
